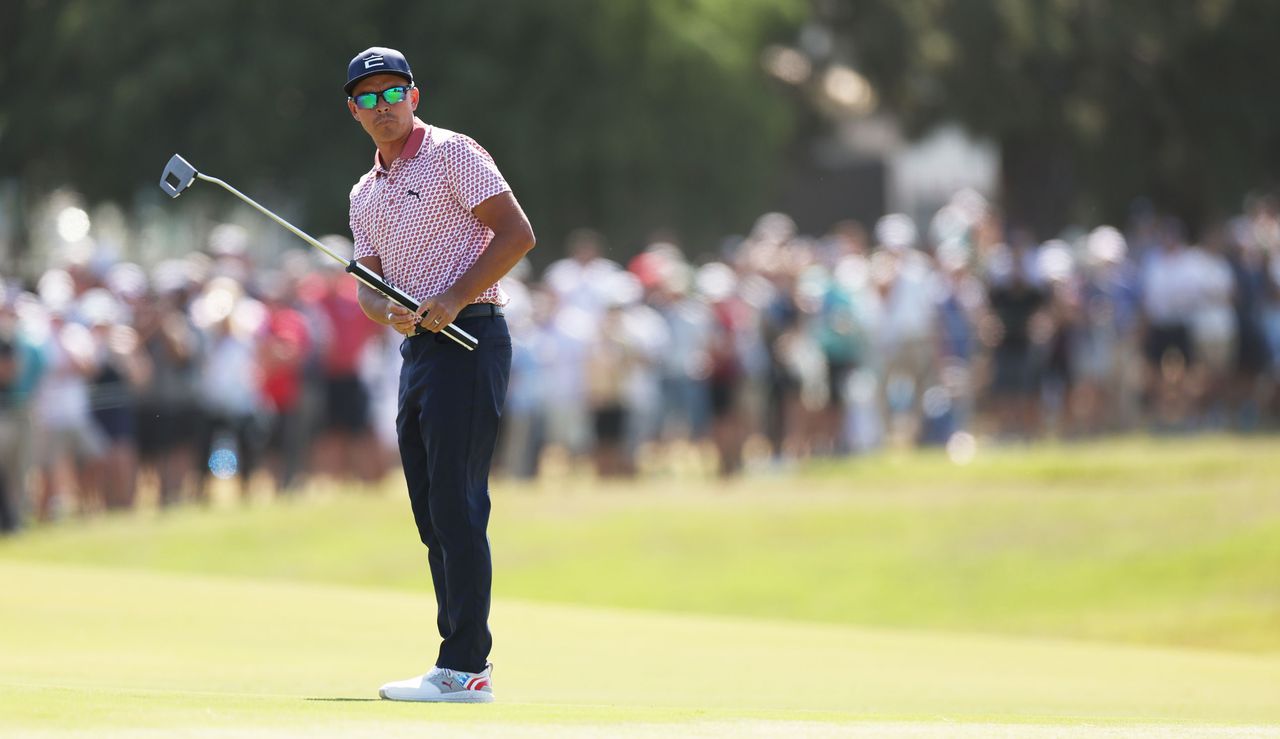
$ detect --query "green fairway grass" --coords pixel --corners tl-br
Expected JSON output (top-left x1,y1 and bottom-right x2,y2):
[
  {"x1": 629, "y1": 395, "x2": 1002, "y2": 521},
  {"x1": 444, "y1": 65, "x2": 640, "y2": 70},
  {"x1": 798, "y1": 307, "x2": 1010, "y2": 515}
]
[
  {"x1": 2, "y1": 435, "x2": 1279, "y2": 735},
  {"x1": 2, "y1": 560, "x2": 1279, "y2": 736}
]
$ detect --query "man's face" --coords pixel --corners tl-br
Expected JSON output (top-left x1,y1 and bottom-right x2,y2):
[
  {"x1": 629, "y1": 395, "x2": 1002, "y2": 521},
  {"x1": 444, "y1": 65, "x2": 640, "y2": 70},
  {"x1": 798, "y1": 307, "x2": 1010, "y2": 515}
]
[{"x1": 348, "y1": 73, "x2": 419, "y2": 145}]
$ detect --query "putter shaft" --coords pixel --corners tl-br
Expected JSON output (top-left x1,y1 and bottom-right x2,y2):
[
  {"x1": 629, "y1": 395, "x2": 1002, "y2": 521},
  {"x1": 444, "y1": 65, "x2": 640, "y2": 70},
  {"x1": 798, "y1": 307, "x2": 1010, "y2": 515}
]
[{"x1": 160, "y1": 156, "x2": 477, "y2": 350}]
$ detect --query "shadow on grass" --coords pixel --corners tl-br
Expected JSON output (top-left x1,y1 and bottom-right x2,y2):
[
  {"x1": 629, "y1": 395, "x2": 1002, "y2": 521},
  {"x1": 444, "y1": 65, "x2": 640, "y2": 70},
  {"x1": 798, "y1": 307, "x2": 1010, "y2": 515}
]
[{"x1": 305, "y1": 697, "x2": 380, "y2": 702}]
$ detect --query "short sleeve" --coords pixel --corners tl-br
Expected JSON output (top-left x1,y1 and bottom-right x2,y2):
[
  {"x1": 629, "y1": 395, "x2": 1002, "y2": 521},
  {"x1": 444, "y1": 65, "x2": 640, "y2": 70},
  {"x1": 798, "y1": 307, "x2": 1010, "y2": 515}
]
[
  {"x1": 443, "y1": 135, "x2": 512, "y2": 211},
  {"x1": 349, "y1": 180, "x2": 376, "y2": 260}
]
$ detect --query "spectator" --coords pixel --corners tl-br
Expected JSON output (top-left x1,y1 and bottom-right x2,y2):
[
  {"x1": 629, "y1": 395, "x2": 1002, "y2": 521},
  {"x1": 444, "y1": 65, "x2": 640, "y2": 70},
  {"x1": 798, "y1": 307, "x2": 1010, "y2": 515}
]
[
  {"x1": 258, "y1": 271, "x2": 313, "y2": 493},
  {"x1": 646, "y1": 246, "x2": 714, "y2": 446},
  {"x1": 1188, "y1": 227, "x2": 1240, "y2": 427},
  {"x1": 869, "y1": 215, "x2": 940, "y2": 446},
  {"x1": 0, "y1": 287, "x2": 47, "y2": 532},
  {"x1": 82, "y1": 288, "x2": 149, "y2": 510},
  {"x1": 32, "y1": 298, "x2": 104, "y2": 518},
  {"x1": 585, "y1": 299, "x2": 642, "y2": 477},
  {"x1": 1225, "y1": 215, "x2": 1275, "y2": 427},
  {"x1": 984, "y1": 238, "x2": 1049, "y2": 439},
  {"x1": 499, "y1": 286, "x2": 556, "y2": 478},
  {"x1": 544, "y1": 228, "x2": 623, "y2": 317},
  {"x1": 1140, "y1": 218, "x2": 1201, "y2": 428},
  {"x1": 933, "y1": 240, "x2": 985, "y2": 439},
  {"x1": 134, "y1": 263, "x2": 203, "y2": 507},
  {"x1": 192, "y1": 277, "x2": 266, "y2": 501},
  {"x1": 311, "y1": 263, "x2": 382, "y2": 484},
  {"x1": 1073, "y1": 227, "x2": 1142, "y2": 434},
  {"x1": 541, "y1": 289, "x2": 598, "y2": 464},
  {"x1": 1037, "y1": 240, "x2": 1080, "y2": 437},
  {"x1": 615, "y1": 277, "x2": 669, "y2": 469},
  {"x1": 9, "y1": 186, "x2": 1280, "y2": 526},
  {"x1": 698, "y1": 262, "x2": 751, "y2": 476}
]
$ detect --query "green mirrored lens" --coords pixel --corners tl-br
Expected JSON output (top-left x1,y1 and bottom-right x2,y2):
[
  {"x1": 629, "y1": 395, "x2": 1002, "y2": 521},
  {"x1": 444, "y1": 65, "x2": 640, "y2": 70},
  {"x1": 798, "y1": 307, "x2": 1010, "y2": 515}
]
[{"x1": 354, "y1": 86, "x2": 409, "y2": 109}]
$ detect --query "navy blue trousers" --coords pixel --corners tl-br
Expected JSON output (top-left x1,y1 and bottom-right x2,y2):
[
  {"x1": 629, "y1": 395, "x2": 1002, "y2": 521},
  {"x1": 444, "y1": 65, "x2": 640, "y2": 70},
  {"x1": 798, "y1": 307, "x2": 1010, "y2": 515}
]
[{"x1": 397, "y1": 313, "x2": 511, "y2": 673}]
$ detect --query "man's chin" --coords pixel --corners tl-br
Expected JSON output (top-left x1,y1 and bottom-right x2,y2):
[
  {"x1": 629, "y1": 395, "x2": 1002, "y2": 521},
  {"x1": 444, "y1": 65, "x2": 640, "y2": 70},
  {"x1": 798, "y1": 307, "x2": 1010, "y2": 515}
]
[{"x1": 372, "y1": 121, "x2": 409, "y2": 141}]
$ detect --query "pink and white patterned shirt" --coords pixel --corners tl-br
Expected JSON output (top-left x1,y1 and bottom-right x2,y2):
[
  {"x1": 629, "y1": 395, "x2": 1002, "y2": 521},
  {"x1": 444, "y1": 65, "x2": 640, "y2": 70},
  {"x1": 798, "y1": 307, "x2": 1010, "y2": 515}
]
[{"x1": 349, "y1": 118, "x2": 512, "y2": 305}]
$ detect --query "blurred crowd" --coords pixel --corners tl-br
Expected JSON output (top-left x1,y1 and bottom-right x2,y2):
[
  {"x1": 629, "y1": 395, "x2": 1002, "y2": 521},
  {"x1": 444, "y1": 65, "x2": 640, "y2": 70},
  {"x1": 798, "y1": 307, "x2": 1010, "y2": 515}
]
[{"x1": 3, "y1": 190, "x2": 1280, "y2": 531}]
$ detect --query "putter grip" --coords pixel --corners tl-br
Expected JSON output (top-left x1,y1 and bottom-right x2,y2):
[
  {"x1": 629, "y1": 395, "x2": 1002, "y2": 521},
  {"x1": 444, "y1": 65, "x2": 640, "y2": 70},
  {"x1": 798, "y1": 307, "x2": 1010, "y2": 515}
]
[{"x1": 344, "y1": 261, "x2": 478, "y2": 351}]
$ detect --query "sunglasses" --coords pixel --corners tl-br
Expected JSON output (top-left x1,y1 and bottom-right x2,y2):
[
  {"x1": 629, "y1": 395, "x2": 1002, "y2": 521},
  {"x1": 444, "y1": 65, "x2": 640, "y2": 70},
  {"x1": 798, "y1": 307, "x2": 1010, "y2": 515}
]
[{"x1": 350, "y1": 85, "x2": 414, "y2": 110}]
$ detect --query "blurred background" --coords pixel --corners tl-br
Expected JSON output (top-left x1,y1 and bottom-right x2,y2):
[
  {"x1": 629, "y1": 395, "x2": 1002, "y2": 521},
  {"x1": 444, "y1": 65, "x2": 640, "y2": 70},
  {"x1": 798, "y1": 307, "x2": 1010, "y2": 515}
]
[
  {"x1": 1, "y1": 0, "x2": 1279, "y2": 526},
  {"x1": 2, "y1": 2, "x2": 1280, "y2": 731}
]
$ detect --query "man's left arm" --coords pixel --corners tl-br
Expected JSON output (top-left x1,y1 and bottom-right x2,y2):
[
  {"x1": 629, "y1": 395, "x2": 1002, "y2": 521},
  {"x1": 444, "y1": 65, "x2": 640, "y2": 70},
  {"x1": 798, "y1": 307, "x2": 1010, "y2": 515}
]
[{"x1": 413, "y1": 192, "x2": 536, "y2": 331}]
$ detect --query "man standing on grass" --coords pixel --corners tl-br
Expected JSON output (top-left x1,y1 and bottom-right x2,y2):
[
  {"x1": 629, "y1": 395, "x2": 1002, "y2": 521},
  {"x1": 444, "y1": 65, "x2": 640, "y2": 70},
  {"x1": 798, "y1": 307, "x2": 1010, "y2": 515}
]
[{"x1": 344, "y1": 46, "x2": 535, "y2": 703}]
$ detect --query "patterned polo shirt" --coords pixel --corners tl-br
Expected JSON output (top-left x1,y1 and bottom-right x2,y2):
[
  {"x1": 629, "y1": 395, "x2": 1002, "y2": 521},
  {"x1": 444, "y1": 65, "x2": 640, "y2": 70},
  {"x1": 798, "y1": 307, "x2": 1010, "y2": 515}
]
[{"x1": 349, "y1": 117, "x2": 512, "y2": 305}]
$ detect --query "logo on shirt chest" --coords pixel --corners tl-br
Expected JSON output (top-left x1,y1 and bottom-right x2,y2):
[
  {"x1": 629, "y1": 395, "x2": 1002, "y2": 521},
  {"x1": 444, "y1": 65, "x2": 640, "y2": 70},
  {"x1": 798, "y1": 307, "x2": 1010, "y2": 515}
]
[{"x1": 406, "y1": 189, "x2": 420, "y2": 200}]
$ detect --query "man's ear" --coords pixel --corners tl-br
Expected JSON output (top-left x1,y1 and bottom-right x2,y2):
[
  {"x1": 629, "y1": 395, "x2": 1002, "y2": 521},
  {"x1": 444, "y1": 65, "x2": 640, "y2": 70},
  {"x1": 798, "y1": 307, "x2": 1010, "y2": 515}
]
[
  {"x1": 410, "y1": 87, "x2": 420, "y2": 111},
  {"x1": 347, "y1": 99, "x2": 360, "y2": 120}
]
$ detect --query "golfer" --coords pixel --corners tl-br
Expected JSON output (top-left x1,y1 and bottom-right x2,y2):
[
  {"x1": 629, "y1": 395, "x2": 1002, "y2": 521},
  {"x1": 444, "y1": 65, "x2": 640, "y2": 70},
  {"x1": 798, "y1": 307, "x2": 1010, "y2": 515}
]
[{"x1": 344, "y1": 46, "x2": 535, "y2": 703}]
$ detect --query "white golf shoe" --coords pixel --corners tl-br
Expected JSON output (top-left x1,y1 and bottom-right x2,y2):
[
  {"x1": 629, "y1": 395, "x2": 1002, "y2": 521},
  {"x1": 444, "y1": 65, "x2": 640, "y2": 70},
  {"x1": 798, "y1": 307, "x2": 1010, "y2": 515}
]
[{"x1": 378, "y1": 663, "x2": 494, "y2": 703}]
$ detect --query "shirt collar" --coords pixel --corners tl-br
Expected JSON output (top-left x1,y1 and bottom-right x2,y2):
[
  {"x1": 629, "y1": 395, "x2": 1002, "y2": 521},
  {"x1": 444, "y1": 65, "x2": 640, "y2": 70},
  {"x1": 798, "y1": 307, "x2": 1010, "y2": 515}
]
[{"x1": 373, "y1": 118, "x2": 429, "y2": 174}]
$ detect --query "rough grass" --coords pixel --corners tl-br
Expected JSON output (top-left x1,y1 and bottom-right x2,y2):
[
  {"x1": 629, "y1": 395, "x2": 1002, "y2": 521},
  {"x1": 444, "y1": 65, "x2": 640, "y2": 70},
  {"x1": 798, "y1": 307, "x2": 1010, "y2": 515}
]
[{"x1": 4, "y1": 435, "x2": 1278, "y2": 653}]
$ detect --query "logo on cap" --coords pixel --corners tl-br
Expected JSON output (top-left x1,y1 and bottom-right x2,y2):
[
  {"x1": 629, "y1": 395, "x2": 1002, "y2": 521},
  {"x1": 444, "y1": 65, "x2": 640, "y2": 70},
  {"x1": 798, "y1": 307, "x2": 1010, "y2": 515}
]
[{"x1": 346, "y1": 47, "x2": 412, "y2": 95}]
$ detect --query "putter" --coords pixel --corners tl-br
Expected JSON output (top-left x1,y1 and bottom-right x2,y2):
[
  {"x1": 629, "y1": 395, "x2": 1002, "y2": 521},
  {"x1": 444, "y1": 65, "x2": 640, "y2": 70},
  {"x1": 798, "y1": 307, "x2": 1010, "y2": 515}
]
[{"x1": 159, "y1": 153, "x2": 478, "y2": 351}]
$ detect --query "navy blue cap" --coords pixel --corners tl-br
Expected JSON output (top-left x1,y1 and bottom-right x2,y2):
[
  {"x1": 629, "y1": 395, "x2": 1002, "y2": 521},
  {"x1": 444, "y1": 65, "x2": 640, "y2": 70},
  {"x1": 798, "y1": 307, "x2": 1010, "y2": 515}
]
[{"x1": 345, "y1": 47, "x2": 413, "y2": 96}]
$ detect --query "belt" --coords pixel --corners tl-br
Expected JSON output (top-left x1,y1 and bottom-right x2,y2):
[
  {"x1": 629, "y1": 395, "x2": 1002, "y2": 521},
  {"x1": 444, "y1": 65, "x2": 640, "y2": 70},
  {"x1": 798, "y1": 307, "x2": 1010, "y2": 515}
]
[
  {"x1": 410, "y1": 303, "x2": 503, "y2": 339},
  {"x1": 454, "y1": 303, "x2": 504, "y2": 319}
]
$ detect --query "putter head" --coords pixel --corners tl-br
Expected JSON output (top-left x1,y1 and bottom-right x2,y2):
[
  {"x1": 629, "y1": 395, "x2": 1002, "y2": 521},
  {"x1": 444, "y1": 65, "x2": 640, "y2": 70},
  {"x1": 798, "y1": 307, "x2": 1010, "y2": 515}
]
[{"x1": 159, "y1": 154, "x2": 198, "y2": 198}]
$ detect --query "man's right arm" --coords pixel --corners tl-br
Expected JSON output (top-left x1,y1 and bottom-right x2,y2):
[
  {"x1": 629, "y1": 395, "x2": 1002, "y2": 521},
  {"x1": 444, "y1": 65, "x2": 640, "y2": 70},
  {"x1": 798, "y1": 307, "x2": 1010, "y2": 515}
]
[
  {"x1": 352, "y1": 184, "x2": 421, "y2": 336},
  {"x1": 356, "y1": 256, "x2": 422, "y2": 336}
]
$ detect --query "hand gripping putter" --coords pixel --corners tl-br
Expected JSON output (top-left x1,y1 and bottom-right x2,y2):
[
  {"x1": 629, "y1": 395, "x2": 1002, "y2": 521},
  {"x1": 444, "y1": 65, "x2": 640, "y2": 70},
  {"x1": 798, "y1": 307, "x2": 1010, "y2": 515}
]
[{"x1": 159, "y1": 154, "x2": 478, "y2": 351}]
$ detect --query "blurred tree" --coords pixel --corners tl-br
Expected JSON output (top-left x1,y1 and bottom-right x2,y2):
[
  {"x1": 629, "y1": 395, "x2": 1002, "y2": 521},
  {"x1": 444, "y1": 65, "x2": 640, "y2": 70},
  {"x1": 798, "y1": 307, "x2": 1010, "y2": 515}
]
[
  {"x1": 817, "y1": 0, "x2": 1280, "y2": 236},
  {"x1": 0, "y1": 0, "x2": 803, "y2": 263}
]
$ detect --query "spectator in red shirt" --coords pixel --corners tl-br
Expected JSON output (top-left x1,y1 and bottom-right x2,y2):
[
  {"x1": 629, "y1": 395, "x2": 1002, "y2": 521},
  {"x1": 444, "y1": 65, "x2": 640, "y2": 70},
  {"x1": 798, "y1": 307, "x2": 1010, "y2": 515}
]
[
  {"x1": 311, "y1": 263, "x2": 382, "y2": 482},
  {"x1": 258, "y1": 272, "x2": 313, "y2": 493}
]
